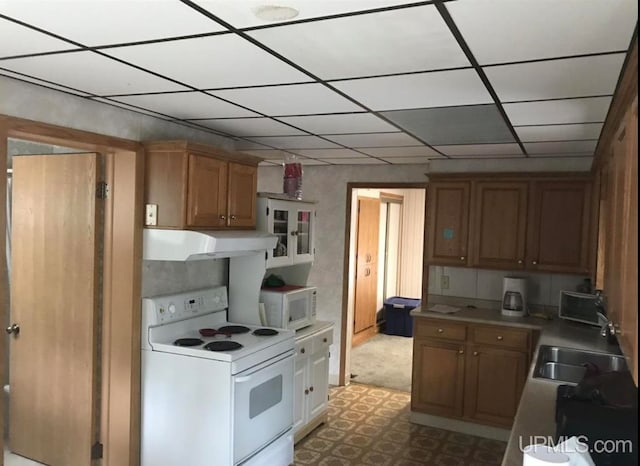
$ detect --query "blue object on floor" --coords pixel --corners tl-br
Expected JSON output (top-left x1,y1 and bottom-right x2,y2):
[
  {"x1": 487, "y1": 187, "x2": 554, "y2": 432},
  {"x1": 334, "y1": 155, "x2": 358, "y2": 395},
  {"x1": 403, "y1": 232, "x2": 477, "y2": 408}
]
[{"x1": 383, "y1": 296, "x2": 421, "y2": 337}]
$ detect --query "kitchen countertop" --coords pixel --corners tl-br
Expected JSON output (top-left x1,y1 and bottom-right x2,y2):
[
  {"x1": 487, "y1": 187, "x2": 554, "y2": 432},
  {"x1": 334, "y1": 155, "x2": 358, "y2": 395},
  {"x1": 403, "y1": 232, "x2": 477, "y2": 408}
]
[
  {"x1": 411, "y1": 307, "x2": 622, "y2": 466},
  {"x1": 295, "y1": 320, "x2": 334, "y2": 341}
]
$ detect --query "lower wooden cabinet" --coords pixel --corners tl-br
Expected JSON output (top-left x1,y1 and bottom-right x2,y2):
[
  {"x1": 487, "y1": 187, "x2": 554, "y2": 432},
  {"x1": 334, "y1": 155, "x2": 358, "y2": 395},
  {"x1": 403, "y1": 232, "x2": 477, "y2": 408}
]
[
  {"x1": 463, "y1": 345, "x2": 528, "y2": 426},
  {"x1": 411, "y1": 318, "x2": 531, "y2": 428},
  {"x1": 293, "y1": 324, "x2": 333, "y2": 443}
]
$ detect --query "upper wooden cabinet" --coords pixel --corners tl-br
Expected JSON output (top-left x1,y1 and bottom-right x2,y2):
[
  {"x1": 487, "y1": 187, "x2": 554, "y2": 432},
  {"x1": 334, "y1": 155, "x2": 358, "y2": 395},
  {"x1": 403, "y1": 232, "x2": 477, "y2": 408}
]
[
  {"x1": 144, "y1": 141, "x2": 260, "y2": 229},
  {"x1": 426, "y1": 174, "x2": 593, "y2": 274},
  {"x1": 527, "y1": 180, "x2": 592, "y2": 273},
  {"x1": 425, "y1": 181, "x2": 470, "y2": 266},
  {"x1": 471, "y1": 181, "x2": 528, "y2": 270}
]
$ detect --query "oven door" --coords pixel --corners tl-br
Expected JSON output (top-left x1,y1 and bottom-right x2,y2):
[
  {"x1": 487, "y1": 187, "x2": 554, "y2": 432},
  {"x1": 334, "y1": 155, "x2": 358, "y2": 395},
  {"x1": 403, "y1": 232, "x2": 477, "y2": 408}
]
[
  {"x1": 286, "y1": 288, "x2": 315, "y2": 330},
  {"x1": 233, "y1": 351, "x2": 294, "y2": 464}
]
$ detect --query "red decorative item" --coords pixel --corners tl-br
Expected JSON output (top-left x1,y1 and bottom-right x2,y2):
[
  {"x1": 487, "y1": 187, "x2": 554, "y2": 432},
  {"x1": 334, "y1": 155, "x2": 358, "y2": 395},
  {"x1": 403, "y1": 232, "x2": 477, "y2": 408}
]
[{"x1": 283, "y1": 153, "x2": 303, "y2": 199}]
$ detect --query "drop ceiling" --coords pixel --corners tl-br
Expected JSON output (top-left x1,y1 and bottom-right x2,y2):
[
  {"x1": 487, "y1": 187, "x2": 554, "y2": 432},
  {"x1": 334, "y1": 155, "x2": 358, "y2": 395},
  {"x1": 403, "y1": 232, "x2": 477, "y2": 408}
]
[{"x1": 0, "y1": 0, "x2": 637, "y2": 166}]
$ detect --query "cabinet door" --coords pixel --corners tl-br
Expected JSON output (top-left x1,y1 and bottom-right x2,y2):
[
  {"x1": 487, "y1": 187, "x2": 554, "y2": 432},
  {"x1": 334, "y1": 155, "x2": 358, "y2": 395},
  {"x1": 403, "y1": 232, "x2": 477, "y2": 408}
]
[
  {"x1": 471, "y1": 181, "x2": 528, "y2": 269},
  {"x1": 464, "y1": 345, "x2": 527, "y2": 427},
  {"x1": 293, "y1": 356, "x2": 307, "y2": 435},
  {"x1": 307, "y1": 351, "x2": 330, "y2": 420},
  {"x1": 411, "y1": 339, "x2": 465, "y2": 418},
  {"x1": 227, "y1": 162, "x2": 257, "y2": 228},
  {"x1": 265, "y1": 200, "x2": 294, "y2": 267},
  {"x1": 293, "y1": 206, "x2": 314, "y2": 264},
  {"x1": 527, "y1": 180, "x2": 591, "y2": 273},
  {"x1": 186, "y1": 154, "x2": 227, "y2": 228},
  {"x1": 426, "y1": 182, "x2": 470, "y2": 266}
]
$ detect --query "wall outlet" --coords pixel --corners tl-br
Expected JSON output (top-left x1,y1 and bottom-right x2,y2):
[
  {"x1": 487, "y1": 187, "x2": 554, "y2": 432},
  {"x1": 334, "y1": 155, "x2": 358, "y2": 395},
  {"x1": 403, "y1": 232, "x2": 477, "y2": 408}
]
[
  {"x1": 441, "y1": 275, "x2": 450, "y2": 290},
  {"x1": 145, "y1": 204, "x2": 158, "y2": 226}
]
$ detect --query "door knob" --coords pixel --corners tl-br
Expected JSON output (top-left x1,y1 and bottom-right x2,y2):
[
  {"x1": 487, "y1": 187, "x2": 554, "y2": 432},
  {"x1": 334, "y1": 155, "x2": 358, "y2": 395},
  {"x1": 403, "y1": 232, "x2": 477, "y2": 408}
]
[{"x1": 6, "y1": 324, "x2": 19, "y2": 335}]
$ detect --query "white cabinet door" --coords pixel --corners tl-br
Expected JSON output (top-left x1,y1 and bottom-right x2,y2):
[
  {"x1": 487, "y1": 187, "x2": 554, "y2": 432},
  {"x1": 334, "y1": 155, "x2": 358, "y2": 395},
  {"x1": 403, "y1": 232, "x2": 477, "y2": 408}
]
[
  {"x1": 267, "y1": 200, "x2": 295, "y2": 268},
  {"x1": 292, "y1": 206, "x2": 315, "y2": 264},
  {"x1": 293, "y1": 356, "x2": 307, "y2": 434},
  {"x1": 308, "y1": 351, "x2": 329, "y2": 420}
]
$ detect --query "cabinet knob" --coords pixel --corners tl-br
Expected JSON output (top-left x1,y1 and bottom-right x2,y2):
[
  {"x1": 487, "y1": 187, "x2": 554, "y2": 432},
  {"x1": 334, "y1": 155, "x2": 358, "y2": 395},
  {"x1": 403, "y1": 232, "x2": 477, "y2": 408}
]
[
  {"x1": 290, "y1": 230, "x2": 298, "y2": 236},
  {"x1": 323, "y1": 338, "x2": 327, "y2": 343},
  {"x1": 496, "y1": 335, "x2": 504, "y2": 341},
  {"x1": 437, "y1": 328, "x2": 444, "y2": 333},
  {"x1": 458, "y1": 349, "x2": 464, "y2": 355},
  {"x1": 517, "y1": 260, "x2": 523, "y2": 264},
  {"x1": 304, "y1": 389, "x2": 309, "y2": 395},
  {"x1": 460, "y1": 256, "x2": 466, "y2": 261},
  {"x1": 219, "y1": 215, "x2": 226, "y2": 220},
  {"x1": 532, "y1": 260, "x2": 538, "y2": 265},
  {"x1": 300, "y1": 348, "x2": 305, "y2": 354},
  {"x1": 473, "y1": 351, "x2": 479, "y2": 356},
  {"x1": 230, "y1": 215, "x2": 237, "y2": 220},
  {"x1": 309, "y1": 386, "x2": 314, "y2": 392}
]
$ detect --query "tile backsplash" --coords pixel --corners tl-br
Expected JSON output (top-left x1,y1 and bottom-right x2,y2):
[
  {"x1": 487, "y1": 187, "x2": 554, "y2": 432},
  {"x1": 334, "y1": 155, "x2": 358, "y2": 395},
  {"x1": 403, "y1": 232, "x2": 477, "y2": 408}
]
[{"x1": 428, "y1": 266, "x2": 589, "y2": 307}]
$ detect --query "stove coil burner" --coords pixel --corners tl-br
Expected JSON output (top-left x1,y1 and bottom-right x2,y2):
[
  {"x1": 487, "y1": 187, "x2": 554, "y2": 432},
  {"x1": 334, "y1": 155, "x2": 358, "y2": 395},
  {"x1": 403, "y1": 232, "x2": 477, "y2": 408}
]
[
  {"x1": 199, "y1": 328, "x2": 231, "y2": 338},
  {"x1": 173, "y1": 338, "x2": 204, "y2": 347},
  {"x1": 217, "y1": 325, "x2": 251, "y2": 335},
  {"x1": 253, "y1": 328, "x2": 279, "y2": 336},
  {"x1": 204, "y1": 341, "x2": 243, "y2": 352}
]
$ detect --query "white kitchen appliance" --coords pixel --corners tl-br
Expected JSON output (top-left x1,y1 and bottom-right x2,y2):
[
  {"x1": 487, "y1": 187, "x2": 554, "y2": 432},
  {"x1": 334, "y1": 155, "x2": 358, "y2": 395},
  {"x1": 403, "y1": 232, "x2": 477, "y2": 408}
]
[
  {"x1": 259, "y1": 285, "x2": 317, "y2": 331},
  {"x1": 501, "y1": 276, "x2": 528, "y2": 317},
  {"x1": 141, "y1": 286, "x2": 295, "y2": 466}
]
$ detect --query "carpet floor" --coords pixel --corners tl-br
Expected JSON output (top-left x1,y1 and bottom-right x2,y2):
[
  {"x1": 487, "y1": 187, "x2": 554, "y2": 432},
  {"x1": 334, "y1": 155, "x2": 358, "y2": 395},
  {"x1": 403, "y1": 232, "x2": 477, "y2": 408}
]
[
  {"x1": 350, "y1": 333, "x2": 413, "y2": 392},
  {"x1": 294, "y1": 383, "x2": 506, "y2": 466}
]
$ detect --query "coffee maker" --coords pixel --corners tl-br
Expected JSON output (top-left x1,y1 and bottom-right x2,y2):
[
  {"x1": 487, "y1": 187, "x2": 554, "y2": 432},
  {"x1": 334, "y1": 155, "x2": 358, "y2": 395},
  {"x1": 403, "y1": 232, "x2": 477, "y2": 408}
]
[{"x1": 501, "y1": 276, "x2": 527, "y2": 317}]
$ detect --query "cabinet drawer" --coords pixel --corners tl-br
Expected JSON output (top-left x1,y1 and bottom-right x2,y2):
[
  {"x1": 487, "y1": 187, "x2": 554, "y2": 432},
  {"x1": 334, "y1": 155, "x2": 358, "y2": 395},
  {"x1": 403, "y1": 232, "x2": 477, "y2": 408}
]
[
  {"x1": 312, "y1": 328, "x2": 333, "y2": 354},
  {"x1": 472, "y1": 326, "x2": 529, "y2": 351},
  {"x1": 415, "y1": 319, "x2": 466, "y2": 341},
  {"x1": 295, "y1": 336, "x2": 312, "y2": 358}
]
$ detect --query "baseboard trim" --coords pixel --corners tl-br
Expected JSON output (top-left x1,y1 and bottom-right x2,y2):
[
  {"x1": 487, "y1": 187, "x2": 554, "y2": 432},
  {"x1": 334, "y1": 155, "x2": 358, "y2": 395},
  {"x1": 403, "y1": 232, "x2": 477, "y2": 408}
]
[{"x1": 409, "y1": 411, "x2": 511, "y2": 442}]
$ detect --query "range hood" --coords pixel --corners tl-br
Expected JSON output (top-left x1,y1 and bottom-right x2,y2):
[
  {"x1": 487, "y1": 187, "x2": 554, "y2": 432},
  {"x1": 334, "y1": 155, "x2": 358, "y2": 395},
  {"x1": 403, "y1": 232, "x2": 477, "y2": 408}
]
[{"x1": 143, "y1": 229, "x2": 277, "y2": 261}]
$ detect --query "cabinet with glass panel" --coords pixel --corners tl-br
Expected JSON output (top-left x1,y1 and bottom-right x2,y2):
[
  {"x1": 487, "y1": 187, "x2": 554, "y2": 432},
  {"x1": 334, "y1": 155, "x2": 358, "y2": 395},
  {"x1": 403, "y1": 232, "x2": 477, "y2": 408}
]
[{"x1": 257, "y1": 194, "x2": 316, "y2": 268}]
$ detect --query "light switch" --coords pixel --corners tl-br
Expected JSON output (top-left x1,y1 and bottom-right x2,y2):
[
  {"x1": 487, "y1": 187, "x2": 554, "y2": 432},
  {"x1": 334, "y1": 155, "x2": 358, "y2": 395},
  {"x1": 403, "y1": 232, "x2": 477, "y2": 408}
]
[{"x1": 145, "y1": 204, "x2": 158, "y2": 226}]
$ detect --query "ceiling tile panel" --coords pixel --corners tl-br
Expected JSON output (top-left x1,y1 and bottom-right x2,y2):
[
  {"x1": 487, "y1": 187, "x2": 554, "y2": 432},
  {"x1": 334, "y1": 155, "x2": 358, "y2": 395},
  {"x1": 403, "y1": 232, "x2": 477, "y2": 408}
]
[
  {"x1": 515, "y1": 123, "x2": 604, "y2": 142},
  {"x1": 382, "y1": 156, "x2": 436, "y2": 164},
  {"x1": 277, "y1": 113, "x2": 396, "y2": 134},
  {"x1": 503, "y1": 96, "x2": 612, "y2": 126},
  {"x1": 486, "y1": 54, "x2": 625, "y2": 102},
  {"x1": 525, "y1": 140, "x2": 598, "y2": 155},
  {"x1": 249, "y1": 5, "x2": 469, "y2": 80},
  {"x1": 0, "y1": 18, "x2": 77, "y2": 58},
  {"x1": 446, "y1": 153, "x2": 525, "y2": 159},
  {"x1": 111, "y1": 91, "x2": 258, "y2": 119},
  {"x1": 333, "y1": 69, "x2": 493, "y2": 111},
  {"x1": 105, "y1": 35, "x2": 310, "y2": 89},
  {"x1": 382, "y1": 105, "x2": 515, "y2": 145},
  {"x1": 240, "y1": 149, "x2": 288, "y2": 160},
  {"x1": 245, "y1": 135, "x2": 340, "y2": 149},
  {"x1": 291, "y1": 148, "x2": 366, "y2": 159},
  {"x1": 528, "y1": 153, "x2": 593, "y2": 159},
  {"x1": 324, "y1": 132, "x2": 421, "y2": 147},
  {"x1": 90, "y1": 97, "x2": 175, "y2": 118},
  {"x1": 296, "y1": 158, "x2": 330, "y2": 166},
  {"x1": 359, "y1": 146, "x2": 441, "y2": 157},
  {"x1": 188, "y1": 117, "x2": 304, "y2": 137},
  {"x1": 435, "y1": 143, "x2": 523, "y2": 157},
  {"x1": 213, "y1": 83, "x2": 362, "y2": 115},
  {"x1": 0, "y1": 0, "x2": 226, "y2": 46},
  {"x1": 0, "y1": 51, "x2": 186, "y2": 95},
  {"x1": 447, "y1": 0, "x2": 637, "y2": 65},
  {"x1": 323, "y1": 157, "x2": 387, "y2": 165},
  {"x1": 234, "y1": 140, "x2": 273, "y2": 150},
  {"x1": 194, "y1": 0, "x2": 429, "y2": 29}
]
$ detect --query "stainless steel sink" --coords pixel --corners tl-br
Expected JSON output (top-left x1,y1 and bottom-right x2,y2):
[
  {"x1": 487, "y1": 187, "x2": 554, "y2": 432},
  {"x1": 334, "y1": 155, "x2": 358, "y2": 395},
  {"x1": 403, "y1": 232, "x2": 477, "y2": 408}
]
[{"x1": 533, "y1": 345, "x2": 627, "y2": 384}]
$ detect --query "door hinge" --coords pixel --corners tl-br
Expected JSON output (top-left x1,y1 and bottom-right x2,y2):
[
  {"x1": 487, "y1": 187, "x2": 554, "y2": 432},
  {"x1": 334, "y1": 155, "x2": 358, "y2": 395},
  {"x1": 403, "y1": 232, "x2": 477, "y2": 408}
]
[
  {"x1": 266, "y1": 207, "x2": 270, "y2": 216},
  {"x1": 96, "y1": 181, "x2": 109, "y2": 199},
  {"x1": 91, "y1": 442, "x2": 103, "y2": 460},
  {"x1": 265, "y1": 251, "x2": 268, "y2": 261}
]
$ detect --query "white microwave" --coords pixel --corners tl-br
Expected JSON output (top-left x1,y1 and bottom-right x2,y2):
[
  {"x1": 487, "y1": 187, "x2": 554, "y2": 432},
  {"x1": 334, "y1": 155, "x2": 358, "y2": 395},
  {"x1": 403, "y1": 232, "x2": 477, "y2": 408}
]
[{"x1": 259, "y1": 286, "x2": 317, "y2": 331}]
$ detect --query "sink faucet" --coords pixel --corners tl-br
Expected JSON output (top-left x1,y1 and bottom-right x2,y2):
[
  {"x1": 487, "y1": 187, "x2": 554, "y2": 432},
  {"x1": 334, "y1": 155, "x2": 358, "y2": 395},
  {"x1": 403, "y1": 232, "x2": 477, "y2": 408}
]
[{"x1": 594, "y1": 290, "x2": 617, "y2": 339}]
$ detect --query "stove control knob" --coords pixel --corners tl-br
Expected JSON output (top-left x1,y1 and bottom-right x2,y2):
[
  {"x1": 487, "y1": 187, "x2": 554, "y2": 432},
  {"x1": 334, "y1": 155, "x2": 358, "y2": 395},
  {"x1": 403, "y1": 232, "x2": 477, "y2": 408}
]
[{"x1": 168, "y1": 303, "x2": 176, "y2": 314}]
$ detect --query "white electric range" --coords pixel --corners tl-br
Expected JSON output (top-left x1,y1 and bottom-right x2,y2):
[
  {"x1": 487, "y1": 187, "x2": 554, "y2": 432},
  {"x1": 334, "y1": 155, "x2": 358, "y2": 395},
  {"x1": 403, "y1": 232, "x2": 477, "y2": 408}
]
[{"x1": 141, "y1": 286, "x2": 295, "y2": 466}]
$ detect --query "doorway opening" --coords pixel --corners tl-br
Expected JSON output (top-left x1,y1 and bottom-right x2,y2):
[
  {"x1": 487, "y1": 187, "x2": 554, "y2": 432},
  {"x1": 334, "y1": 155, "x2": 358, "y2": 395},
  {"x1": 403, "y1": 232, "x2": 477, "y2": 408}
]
[{"x1": 340, "y1": 183, "x2": 427, "y2": 393}]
